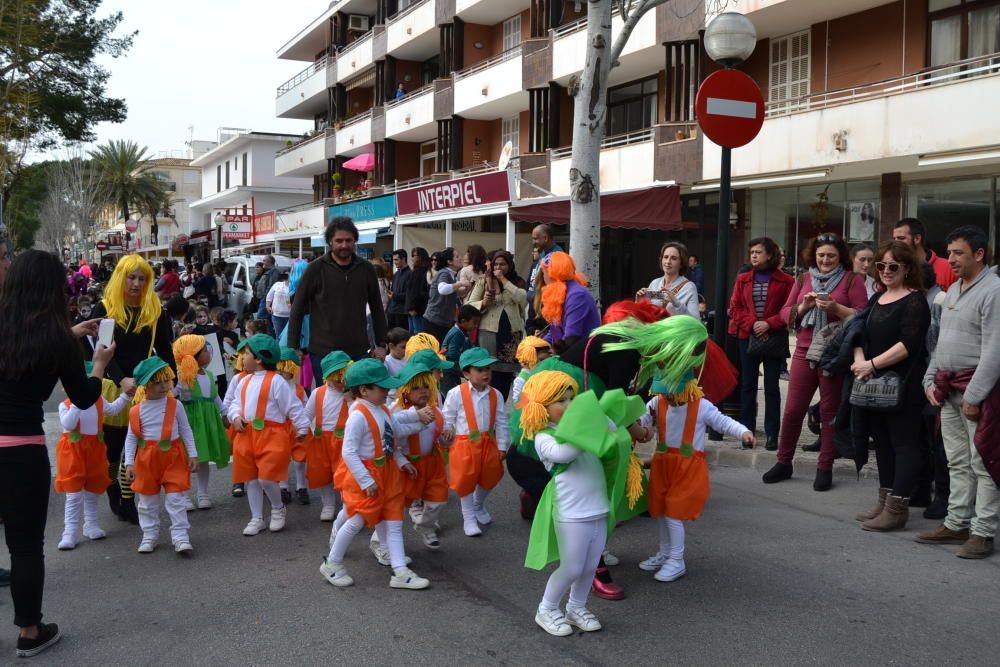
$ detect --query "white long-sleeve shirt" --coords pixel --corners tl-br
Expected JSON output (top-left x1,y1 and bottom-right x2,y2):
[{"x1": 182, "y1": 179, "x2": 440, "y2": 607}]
[
  {"x1": 341, "y1": 400, "x2": 408, "y2": 490},
  {"x1": 221, "y1": 371, "x2": 250, "y2": 416},
  {"x1": 641, "y1": 396, "x2": 749, "y2": 451},
  {"x1": 124, "y1": 397, "x2": 197, "y2": 465},
  {"x1": 442, "y1": 383, "x2": 510, "y2": 452},
  {"x1": 646, "y1": 276, "x2": 699, "y2": 318},
  {"x1": 227, "y1": 371, "x2": 309, "y2": 435},
  {"x1": 59, "y1": 395, "x2": 130, "y2": 435},
  {"x1": 393, "y1": 406, "x2": 443, "y2": 457},
  {"x1": 175, "y1": 372, "x2": 224, "y2": 412},
  {"x1": 266, "y1": 280, "x2": 292, "y2": 317},
  {"x1": 536, "y1": 429, "x2": 609, "y2": 522},
  {"x1": 304, "y1": 385, "x2": 350, "y2": 432}
]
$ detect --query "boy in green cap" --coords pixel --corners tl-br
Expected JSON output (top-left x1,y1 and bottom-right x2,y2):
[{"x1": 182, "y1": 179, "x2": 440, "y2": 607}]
[
  {"x1": 304, "y1": 350, "x2": 353, "y2": 522},
  {"x1": 277, "y1": 347, "x2": 309, "y2": 506},
  {"x1": 441, "y1": 347, "x2": 510, "y2": 537},
  {"x1": 320, "y1": 359, "x2": 429, "y2": 590}
]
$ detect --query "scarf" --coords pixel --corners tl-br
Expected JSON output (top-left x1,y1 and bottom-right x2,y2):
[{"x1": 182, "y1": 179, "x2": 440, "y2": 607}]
[{"x1": 800, "y1": 265, "x2": 846, "y2": 331}]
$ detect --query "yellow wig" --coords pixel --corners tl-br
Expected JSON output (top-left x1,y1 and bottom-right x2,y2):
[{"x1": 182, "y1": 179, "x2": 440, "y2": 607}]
[
  {"x1": 517, "y1": 370, "x2": 579, "y2": 441},
  {"x1": 172, "y1": 334, "x2": 206, "y2": 389},
  {"x1": 405, "y1": 333, "x2": 443, "y2": 359},
  {"x1": 232, "y1": 351, "x2": 244, "y2": 373},
  {"x1": 133, "y1": 366, "x2": 176, "y2": 404},
  {"x1": 277, "y1": 359, "x2": 301, "y2": 383},
  {"x1": 397, "y1": 371, "x2": 440, "y2": 408},
  {"x1": 539, "y1": 252, "x2": 589, "y2": 326},
  {"x1": 323, "y1": 364, "x2": 350, "y2": 385},
  {"x1": 102, "y1": 255, "x2": 161, "y2": 333},
  {"x1": 515, "y1": 336, "x2": 552, "y2": 370}
]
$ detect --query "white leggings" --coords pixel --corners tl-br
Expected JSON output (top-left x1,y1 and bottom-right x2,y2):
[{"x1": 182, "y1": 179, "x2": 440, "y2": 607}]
[
  {"x1": 658, "y1": 516, "x2": 685, "y2": 560},
  {"x1": 195, "y1": 463, "x2": 211, "y2": 497},
  {"x1": 328, "y1": 514, "x2": 407, "y2": 569},
  {"x1": 540, "y1": 518, "x2": 607, "y2": 611},
  {"x1": 246, "y1": 479, "x2": 283, "y2": 519}
]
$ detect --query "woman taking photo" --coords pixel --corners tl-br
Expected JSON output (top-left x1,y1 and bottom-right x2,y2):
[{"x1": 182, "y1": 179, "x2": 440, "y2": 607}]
[
  {"x1": 728, "y1": 237, "x2": 794, "y2": 451},
  {"x1": 455, "y1": 244, "x2": 488, "y2": 304},
  {"x1": 0, "y1": 250, "x2": 115, "y2": 657},
  {"x1": 405, "y1": 247, "x2": 431, "y2": 334},
  {"x1": 636, "y1": 242, "x2": 699, "y2": 317},
  {"x1": 762, "y1": 233, "x2": 868, "y2": 491},
  {"x1": 469, "y1": 249, "x2": 528, "y2": 397},
  {"x1": 851, "y1": 241, "x2": 930, "y2": 532}
]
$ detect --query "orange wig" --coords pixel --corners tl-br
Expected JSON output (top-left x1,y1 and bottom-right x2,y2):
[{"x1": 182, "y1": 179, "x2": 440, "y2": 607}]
[{"x1": 539, "y1": 252, "x2": 589, "y2": 325}]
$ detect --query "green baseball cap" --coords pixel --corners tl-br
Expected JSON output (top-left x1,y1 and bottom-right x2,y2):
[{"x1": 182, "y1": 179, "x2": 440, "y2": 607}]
[
  {"x1": 460, "y1": 346, "x2": 497, "y2": 370},
  {"x1": 396, "y1": 350, "x2": 453, "y2": 385},
  {"x1": 345, "y1": 358, "x2": 403, "y2": 389},
  {"x1": 243, "y1": 334, "x2": 280, "y2": 363},
  {"x1": 321, "y1": 350, "x2": 352, "y2": 379},
  {"x1": 134, "y1": 356, "x2": 170, "y2": 387},
  {"x1": 279, "y1": 347, "x2": 300, "y2": 363}
]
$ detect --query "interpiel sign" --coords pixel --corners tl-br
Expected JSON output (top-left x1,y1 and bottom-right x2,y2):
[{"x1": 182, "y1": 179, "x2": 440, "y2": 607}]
[
  {"x1": 395, "y1": 171, "x2": 513, "y2": 216},
  {"x1": 222, "y1": 214, "x2": 252, "y2": 240}
]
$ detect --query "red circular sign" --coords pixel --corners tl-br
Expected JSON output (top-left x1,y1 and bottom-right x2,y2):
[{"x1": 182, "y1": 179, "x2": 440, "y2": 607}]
[
  {"x1": 95, "y1": 241, "x2": 108, "y2": 251},
  {"x1": 125, "y1": 219, "x2": 139, "y2": 233},
  {"x1": 695, "y1": 69, "x2": 765, "y2": 149}
]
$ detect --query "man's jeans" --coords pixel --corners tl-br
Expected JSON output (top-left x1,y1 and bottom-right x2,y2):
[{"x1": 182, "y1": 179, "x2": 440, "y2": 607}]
[{"x1": 942, "y1": 391, "x2": 1000, "y2": 538}]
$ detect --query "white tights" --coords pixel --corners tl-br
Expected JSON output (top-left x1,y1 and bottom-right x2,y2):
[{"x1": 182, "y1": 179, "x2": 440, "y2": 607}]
[
  {"x1": 246, "y1": 479, "x2": 283, "y2": 519},
  {"x1": 196, "y1": 463, "x2": 211, "y2": 497},
  {"x1": 319, "y1": 484, "x2": 337, "y2": 510},
  {"x1": 328, "y1": 514, "x2": 407, "y2": 570},
  {"x1": 657, "y1": 516, "x2": 685, "y2": 560},
  {"x1": 540, "y1": 518, "x2": 607, "y2": 611}
]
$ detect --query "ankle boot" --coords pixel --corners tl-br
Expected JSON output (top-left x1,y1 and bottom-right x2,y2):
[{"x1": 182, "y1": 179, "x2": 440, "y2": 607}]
[
  {"x1": 762, "y1": 462, "x2": 793, "y2": 484},
  {"x1": 813, "y1": 469, "x2": 833, "y2": 491},
  {"x1": 855, "y1": 488, "x2": 890, "y2": 522},
  {"x1": 861, "y1": 494, "x2": 909, "y2": 532}
]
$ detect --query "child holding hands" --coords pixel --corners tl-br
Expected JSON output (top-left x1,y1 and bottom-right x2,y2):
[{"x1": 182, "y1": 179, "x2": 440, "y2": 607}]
[{"x1": 304, "y1": 351, "x2": 353, "y2": 521}]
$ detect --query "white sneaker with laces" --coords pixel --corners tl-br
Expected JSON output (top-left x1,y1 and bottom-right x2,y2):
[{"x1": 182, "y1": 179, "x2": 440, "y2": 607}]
[
  {"x1": 638, "y1": 552, "x2": 667, "y2": 571},
  {"x1": 535, "y1": 607, "x2": 572, "y2": 637},
  {"x1": 196, "y1": 495, "x2": 212, "y2": 510},
  {"x1": 389, "y1": 567, "x2": 429, "y2": 590},
  {"x1": 654, "y1": 558, "x2": 686, "y2": 582},
  {"x1": 174, "y1": 540, "x2": 193, "y2": 555},
  {"x1": 57, "y1": 533, "x2": 77, "y2": 551},
  {"x1": 137, "y1": 536, "x2": 157, "y2": 553},
  {"x1": 463, "y1": 518, "x2": 483, "y2": 537},
  {"x1": 243, "y1": 518, "x2": 266, "y2": 536},
  {"x1": 319, "y1": 559, "x2": 354, "y2": 587},
  {"x1": 83, "y1": 524, "x2": 106, "y2": 540},
  {"x1": 473, "y1": 504, "x2": 492, "y2": 525},
  {"x1": 184, "y1": 495, "x2": 195, "y2": 512},
  {"x1": 602, "y1": 550, "x2": 620, "y2": 566},
  {"x1": 319, "y1": 505, "x2": 336, "y2": 521},
  {"x1": 565, "y1": 606, "x2": 602, "y2": 632},
  {"x1": 269, "y1": 506, "x2": 287, "y2": 532}
]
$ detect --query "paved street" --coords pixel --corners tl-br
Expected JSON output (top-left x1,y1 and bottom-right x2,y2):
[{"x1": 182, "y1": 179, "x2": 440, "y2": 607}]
[{"x1": 3, "y1": 404, "x2": 996, "y2": 666}]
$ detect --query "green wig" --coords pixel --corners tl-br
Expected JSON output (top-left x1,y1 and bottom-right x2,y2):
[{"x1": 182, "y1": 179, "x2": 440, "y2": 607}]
[{"x1": 594, "y1": 315, "x2": 708, "y2": 391}]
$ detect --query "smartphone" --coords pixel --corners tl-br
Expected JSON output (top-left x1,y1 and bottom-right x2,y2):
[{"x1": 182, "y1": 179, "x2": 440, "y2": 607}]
[
  {"x1": 97, "y1": 318, "x2": 115, "y2": 349},
  {"x1": 814, "y1": 291, "x2": 831, "y2": 301}
]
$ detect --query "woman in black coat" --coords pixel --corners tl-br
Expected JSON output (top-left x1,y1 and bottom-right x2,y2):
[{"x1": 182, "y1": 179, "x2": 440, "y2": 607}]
[{"x1": 405, "y1": 247, "x2": 431, "y2": 335}]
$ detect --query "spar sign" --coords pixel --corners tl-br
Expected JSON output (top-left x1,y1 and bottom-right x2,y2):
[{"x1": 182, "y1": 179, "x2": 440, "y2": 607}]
[
  {"x1": 221, "y1": 214, "x2": 252, "y2": 241},
  {"x1": 695, "y1": 69, "x2": 764, "y2": 149}
]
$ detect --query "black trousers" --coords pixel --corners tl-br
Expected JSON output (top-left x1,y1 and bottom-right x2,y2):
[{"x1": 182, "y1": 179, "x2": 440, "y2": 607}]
[
  {"x1": 422, "y1": 320, "x2": 451, "y2": 346},
  {"x1": 857, "y1": 405, "x2": 925, "y2": 497},
  {"x1": 386, "y1": 313, "x2": 408, "y2": 331},
  {"x1": 0, "y1": 445, "x2": 50, "y2": 628}
]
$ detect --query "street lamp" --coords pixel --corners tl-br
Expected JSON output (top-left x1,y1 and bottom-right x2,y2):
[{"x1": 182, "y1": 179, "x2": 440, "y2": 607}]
[
  {"x1": 703, "y1": 12, "x2": 756, "y2": 347},
  {"x1": 213, "y1": 212, "x2": 224, "y2": 261}
]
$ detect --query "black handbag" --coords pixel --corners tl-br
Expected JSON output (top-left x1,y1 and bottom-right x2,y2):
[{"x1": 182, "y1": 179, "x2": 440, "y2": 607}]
[
  {"x1": 747, "y1": 329, "x2": 789, "y2": 359},
  {"x1": 848, "y1": 305, "x2": 905, "y2": 412}
]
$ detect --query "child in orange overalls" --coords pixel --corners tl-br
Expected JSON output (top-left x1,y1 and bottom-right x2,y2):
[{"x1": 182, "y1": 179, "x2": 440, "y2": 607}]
[
  {"x1": 441, "y1": 347, "x2": 510, "y2": 537},
  {"x1": 319, "y1": 359, "x2": 428, "y2": 590},
  {"x1": 637, "y1": 371, "x2": 753, "y2": 582},
  {"x1": 278, "y1": 347, "x2": 309, "y2": 505},
  {"x1": 393, "y1": 349, "x2": 452, "y2": 550},
  {"x1": 55, "y1": 363, "x2": 133, "y2": 551},
  {"x1": 223, "y1": 347, "x2": 250, "y2": 498},
  {"x1": 227, "y1": 334, "x2": 309, "y2": 537},
  {"x1": 123, "y1": 357, "x2": 199, "y2": 555},
  {"x1": 304, "y1": 350, "x2": 352, "y2": 522}
]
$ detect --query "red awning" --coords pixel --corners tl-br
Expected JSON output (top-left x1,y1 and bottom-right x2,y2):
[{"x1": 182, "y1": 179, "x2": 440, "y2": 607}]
[{"x1": 508, "y1": 184, "x2": 682, "y2": 230}]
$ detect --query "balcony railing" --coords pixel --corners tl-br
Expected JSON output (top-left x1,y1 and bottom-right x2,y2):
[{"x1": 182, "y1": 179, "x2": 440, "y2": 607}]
[
  {"x1": 550, "y1": 128, "x2": 654, "y2": 160},
  {"x1": 336, "y1": 29, "x2": 374, "y2": 60},
  {"x1": 766, "y1": 52, "x2": 1000, "y2": 118},
  {"x1": 454, "y1": 45, "x2": 523, "y2": 81},
  {"x1": 387, "y1": 0, "x2": 430, "y2": 23},
  {"x1": 276, "y1": 201, "x2": 324, "y2": 215},
  {"x1": 276, "y1": 56, "x2": 329, "y2": 97},
  {"x1": 339, "y1": 109, "x2": 373, "y2": 129},
  {"x1": 384, "y1": 83, "x2": 434, "y2": 109},
  {"x1": 552, "y1": 3, "x2": 627, "y2": 37},
  {"x1": 382, "y1": 175, "x2": 435, "y2": 193},
  {"x1": 275, "y1": 128, "x2": 332, "y2": 157}
]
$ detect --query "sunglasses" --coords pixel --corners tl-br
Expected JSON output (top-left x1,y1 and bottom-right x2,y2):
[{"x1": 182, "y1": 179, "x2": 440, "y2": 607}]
[
  {"x1": 816, "y1": 234, "x2": 839, "y2": 244},
  {"x1": 875, "y1": 262, "x2": 903, "y2": 273}
]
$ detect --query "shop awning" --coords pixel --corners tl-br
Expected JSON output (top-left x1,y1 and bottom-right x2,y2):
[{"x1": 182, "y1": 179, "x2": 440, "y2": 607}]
[{"x1": 508, "y1": 184, "x2": 682, "y2": 230}]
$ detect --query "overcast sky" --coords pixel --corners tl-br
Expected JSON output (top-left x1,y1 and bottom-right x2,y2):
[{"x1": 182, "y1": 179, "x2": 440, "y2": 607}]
[{"x1": 41, "y1": 0, "x2": 324, "y2": 160}]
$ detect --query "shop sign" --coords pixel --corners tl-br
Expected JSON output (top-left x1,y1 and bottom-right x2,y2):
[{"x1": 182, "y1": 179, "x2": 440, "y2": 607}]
[
  {"x1": 396, "y1": 171, "x2": 513, "y2": 216},
  {"x1": 328, "y1": 194, "x2": 396, "y2": 223},
  {"x1": 221, "y1": 214, "x2": 252, "y2": 240},
  {"x1": 254, "y1": 211, "x2": 276, "y2": 236}
]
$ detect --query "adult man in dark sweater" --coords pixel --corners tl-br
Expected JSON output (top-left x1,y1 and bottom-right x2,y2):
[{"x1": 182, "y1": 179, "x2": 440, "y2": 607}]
[
  {"x1": 287, "y1": 217, "x2": 388, "y2": 388},
  {"x1": 386, "y1": 249, "x2": 411, "y2": 330}
]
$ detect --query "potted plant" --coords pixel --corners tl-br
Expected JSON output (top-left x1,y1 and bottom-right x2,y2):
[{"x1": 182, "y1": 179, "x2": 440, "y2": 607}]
[
  {"x1": 285, "y1": 139, "x2": 293, "y2": 146},
  {"x1": 365, "y1": 171, "x2": 374, "y2": 188},
  {"x1": 332, "y1": 172, "x2": 342, "y2": 199}
]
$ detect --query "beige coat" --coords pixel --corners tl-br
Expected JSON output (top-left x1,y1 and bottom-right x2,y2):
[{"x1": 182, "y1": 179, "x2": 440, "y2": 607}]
[{"x1": 468, "y1": 278, "x2": 527, "y2": 333}]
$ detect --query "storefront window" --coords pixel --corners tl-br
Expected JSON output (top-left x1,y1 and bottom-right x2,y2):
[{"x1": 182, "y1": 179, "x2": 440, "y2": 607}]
[{"x1": 904, "y1": 178, "x2": 994, "y2": 256}]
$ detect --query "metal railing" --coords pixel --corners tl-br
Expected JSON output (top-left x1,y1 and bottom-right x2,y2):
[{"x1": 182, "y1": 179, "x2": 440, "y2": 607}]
[
  {"x1": 275, "y1": 201, "x2": 325, "y2": 215},
  {"x1": 387, "y1": 0, "x2": 430, "y2": 24},
  {"x1": 336, "y1": 28, "x2": 374, "y2": 60},
  {"x1": 339, "y1": 109, "x2": 373, "y2": 129},
  {"x1": 276, "y1": 55, "x2": 329, "y2": 97},
  {"x1": 550, "y1": 128, "x2": 654, "y2": 159},
  {"x1": 275, "y1": 128, "x2": 332, "y2": 157},
  {"x1": 453, "y1": 45, "x2": 522, "y2": 81},
  {"x1": 384, "y1": 83, "x2": 434, "y2": 108},
  {"x1": 382, "y1": 175, "x2": 435, "y2": 193},
  {"x1": 765, "y1": 52, "x2": 1000, "y2": 118},
  {"x1": 552, "y1": 2, "x2": 629, "y2": 37}
]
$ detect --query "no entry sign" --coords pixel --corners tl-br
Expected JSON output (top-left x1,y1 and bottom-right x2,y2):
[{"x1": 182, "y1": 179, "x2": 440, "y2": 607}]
[{"x1": 695, "y1": 69, "x2": 764, "y2": 148}]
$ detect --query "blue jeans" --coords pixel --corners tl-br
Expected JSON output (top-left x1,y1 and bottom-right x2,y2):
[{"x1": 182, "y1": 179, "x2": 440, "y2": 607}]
[
  {"x1": 272, "y1": 316, "x2": 289, "y2": 340},
  {"x1": 408, "y1": 315, "x2": 424, "y2": 335},
  {"x1": 738, "y1": 337, "x2": 782, "y2": 440}
]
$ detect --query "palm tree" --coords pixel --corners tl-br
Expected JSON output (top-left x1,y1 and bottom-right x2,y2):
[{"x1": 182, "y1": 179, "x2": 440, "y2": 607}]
[
  {"x1": 89, "y1": 139, "x2": 166, "y2": 222},
  {"x1": 136, "y1": 175, "x2": 173, "y2": 244}
]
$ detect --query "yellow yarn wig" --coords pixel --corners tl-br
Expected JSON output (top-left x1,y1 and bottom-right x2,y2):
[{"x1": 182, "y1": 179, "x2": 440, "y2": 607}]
[
  {"x1": 133, "y1": 366, "x2": 176, "y2": 404},
  {"x1": 172, "y1": 334, "x2": 206, "y2": 389},
  {"x1": 518, "y1": 370, "x2": 579, "y2": 442},
  {"x1": 102, "y1": 255, "x2": 161, "y2": 333},
  {"x1": 323, "y1": 364, "x2": 350, "y2": 385},
  {"x1": 397, "y1": 370, "x2": 440, "y2": 408},
  {"x1": 277, "y1": 359, "x2": 301, "y2": 383},
  {"x1": 515, "y1": 336, "x2": 552, "y2": 370},
  {"x1": 405, "y1": 333, "x2": 443, "y2": 359}
]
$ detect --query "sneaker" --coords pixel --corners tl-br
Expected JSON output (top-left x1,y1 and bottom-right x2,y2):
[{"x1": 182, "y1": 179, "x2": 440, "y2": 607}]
[
  {"x1": 57, "y1": 533, "x2": 77, "y2": 551},
  {"x1": 243, "y1": 518, "x2": 266, "y2": 536},
  {"x1": 417, "y1": 527, "x2": 441, "y2": 550},
  {"x1": 654, "y1": 558, "x2": 686, "y2": 582},
  {"x1": 389, "y1": 567, "x2": 429, "y2": 590},
  {"x1": 319, "y1": 559, "x2": 354, "y2": 587},
  {"x1": 137, "y1": 537, "x2": 157, "y2": 553},
  {"x1": 174, "y1": 540, "x2": 194, "y2": 555},
  {"x1": 370, "y1": 540, "x2": 391, "y2": 566},
  {"x1": 196, "y1": 495, "x2": 213, "y2": 510},
  {"x1": 565, "y1": 606, "x2": 602, "y2": 632},
  {"x1": 184, "y1": 495, "x2": 195, "y2": 512},
  {"x1": 473, "y1": 505, "x2": 492, "y2": 525},
  {"x1": 280, "y1": 488, "x2": 292, "y2": 505},
  {"x1": 269, "y1": 506, "x2": 287, "y2": 532},
  {"x1": 602, "y1": 550, "x2": 620, "y2": 566},
  {"x1": 296, "y1": 488, "x2": 311, "y2": 505},
  {"x1": 232, "y1": 483, "x2": 245, "y2": 497},
  {"x1": 638, "y1": 552, "x2": 667, "y2": 571},
  {"x1": 15, "y1": 622, "x2": 61, "y2": 658},
  {"x1": 82, "y1": 524, "x2": 106, "y2": 540},
  {"x1": 463, "y1": 518, "x2": 483, "y2": 537},
  {"x1": 534, "y1": 607, "x2": 572, "y2": 637},
  {"x1": 408, "y1": 501, "x2": 424, "y2": 524},
  {"x1": 319, "y1": 505, "x2": 337, "y2": 521}
]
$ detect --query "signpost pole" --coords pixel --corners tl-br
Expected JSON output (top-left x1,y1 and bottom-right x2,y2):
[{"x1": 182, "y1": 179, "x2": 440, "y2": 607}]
[{"x1": 713, "y1": 147, "x2": 732, "y2": 347}]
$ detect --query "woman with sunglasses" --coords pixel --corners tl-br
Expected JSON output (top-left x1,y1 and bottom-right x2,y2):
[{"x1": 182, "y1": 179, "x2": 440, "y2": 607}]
[
  {"x1": 763, "y1": 233, "x2": 868, "y2": 491},
  {"x1": 850, "y1": 241, "x2": 930, "y2": 531}
]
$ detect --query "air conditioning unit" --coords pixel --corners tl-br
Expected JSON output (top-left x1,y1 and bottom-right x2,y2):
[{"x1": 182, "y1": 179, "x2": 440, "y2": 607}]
[{"x1": 348, "y1": 14, "x2": 369, "y2": 32}]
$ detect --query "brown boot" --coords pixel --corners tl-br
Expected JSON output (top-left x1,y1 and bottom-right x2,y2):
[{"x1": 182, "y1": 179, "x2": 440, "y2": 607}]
[
  {"x1": 861, "y1": 495, "x2": 909, "y2": 532},
  {"x1": 914, "y1": 524, "x2": 970, "y2": 544},
  {"x1": 956, "y1": 534, "x2": 995, "y2": 559},
  {"x1": 855, "y1": 488, "x2": 890, "y2": 522}
]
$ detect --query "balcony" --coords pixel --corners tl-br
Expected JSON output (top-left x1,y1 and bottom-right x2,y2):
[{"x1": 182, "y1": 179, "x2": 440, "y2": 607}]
[
  {"x1": 274, "y1": 129, "x2": 334, "y2": 178},
  {"x1": 335, "y1": 110, "x2": 374, "y2": 157},
  {"x1": 455, "y1": 0, "x2": 529, "y2": 24},
  {"x1": 384, "y1": 85, "x2": 436, "y2": 141},
  {"x1": 704, "y1": 53, "x2": 1000, "y2": 181},
  {"x1": 453, "y1": 46, "x2": 527, "y2": 120},
  {"x1": 735, "y1": 0, "x2": 896, "y2": 39},
  {"x1": 551, "y1": 8, "x2": 658, "y2": 87},
  {"x1": 386, "y1": 0, "x2": 438, "y2": 60},
  {"x1": 276, "y1": 56, "x2": 332, "y2": 119},
  {"x1": 275, "y1": 202, "x2": 327, "y2": 236},
  {"x1": 549, "y1": 129, "x2": 656, "y2": 196},
  {"x1": 337, "y1": 30, "x2": 375, "y2": 83}
]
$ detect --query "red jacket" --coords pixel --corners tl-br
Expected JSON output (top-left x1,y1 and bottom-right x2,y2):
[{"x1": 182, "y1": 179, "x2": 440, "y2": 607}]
[
  {"x1": 728, "y1": 269, "x2": 795, "y2": 339},
  {"x1": 933, "y1": 368, "x2": 1000, "y2": 486},
  {"x1": 928, "y1": 250, "x2": 956, "y2": 290}
]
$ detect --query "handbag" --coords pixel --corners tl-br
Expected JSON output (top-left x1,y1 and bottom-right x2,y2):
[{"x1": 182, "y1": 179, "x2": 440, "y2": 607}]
[
  {"x1": 848, "y1": 305, "x2": 905, "y2": 412},
  {"x1": 747, "y1": 328, "x2": 788, "y2": 359}
]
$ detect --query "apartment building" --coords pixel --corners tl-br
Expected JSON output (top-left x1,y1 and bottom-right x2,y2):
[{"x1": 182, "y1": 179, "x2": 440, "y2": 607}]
[
  {"x1": 271, "y1": 0, "x2": 1000, "y2": 303},
  {"x1": 131, "y1": 157, "x2": 203, "y2": 260}
]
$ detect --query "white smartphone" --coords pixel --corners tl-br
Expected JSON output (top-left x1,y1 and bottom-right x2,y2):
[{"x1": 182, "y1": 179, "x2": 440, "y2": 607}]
[
  {"x1": 97, "y1": 319, "x2": 115, "y2": 349},
  {"x1": 814, "y1": 291, "x2": 831, "y2": 301}
]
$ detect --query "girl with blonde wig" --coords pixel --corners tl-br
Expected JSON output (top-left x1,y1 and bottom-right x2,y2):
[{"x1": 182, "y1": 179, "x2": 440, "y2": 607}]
[{"x1": 510, "y1": 336, "x2": 552, "y2": 405}]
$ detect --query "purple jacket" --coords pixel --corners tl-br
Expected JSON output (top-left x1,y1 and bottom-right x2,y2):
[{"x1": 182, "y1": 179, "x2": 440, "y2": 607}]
[{"x1": 546, "y1": 280, "x2": 601, "y2": 346}]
